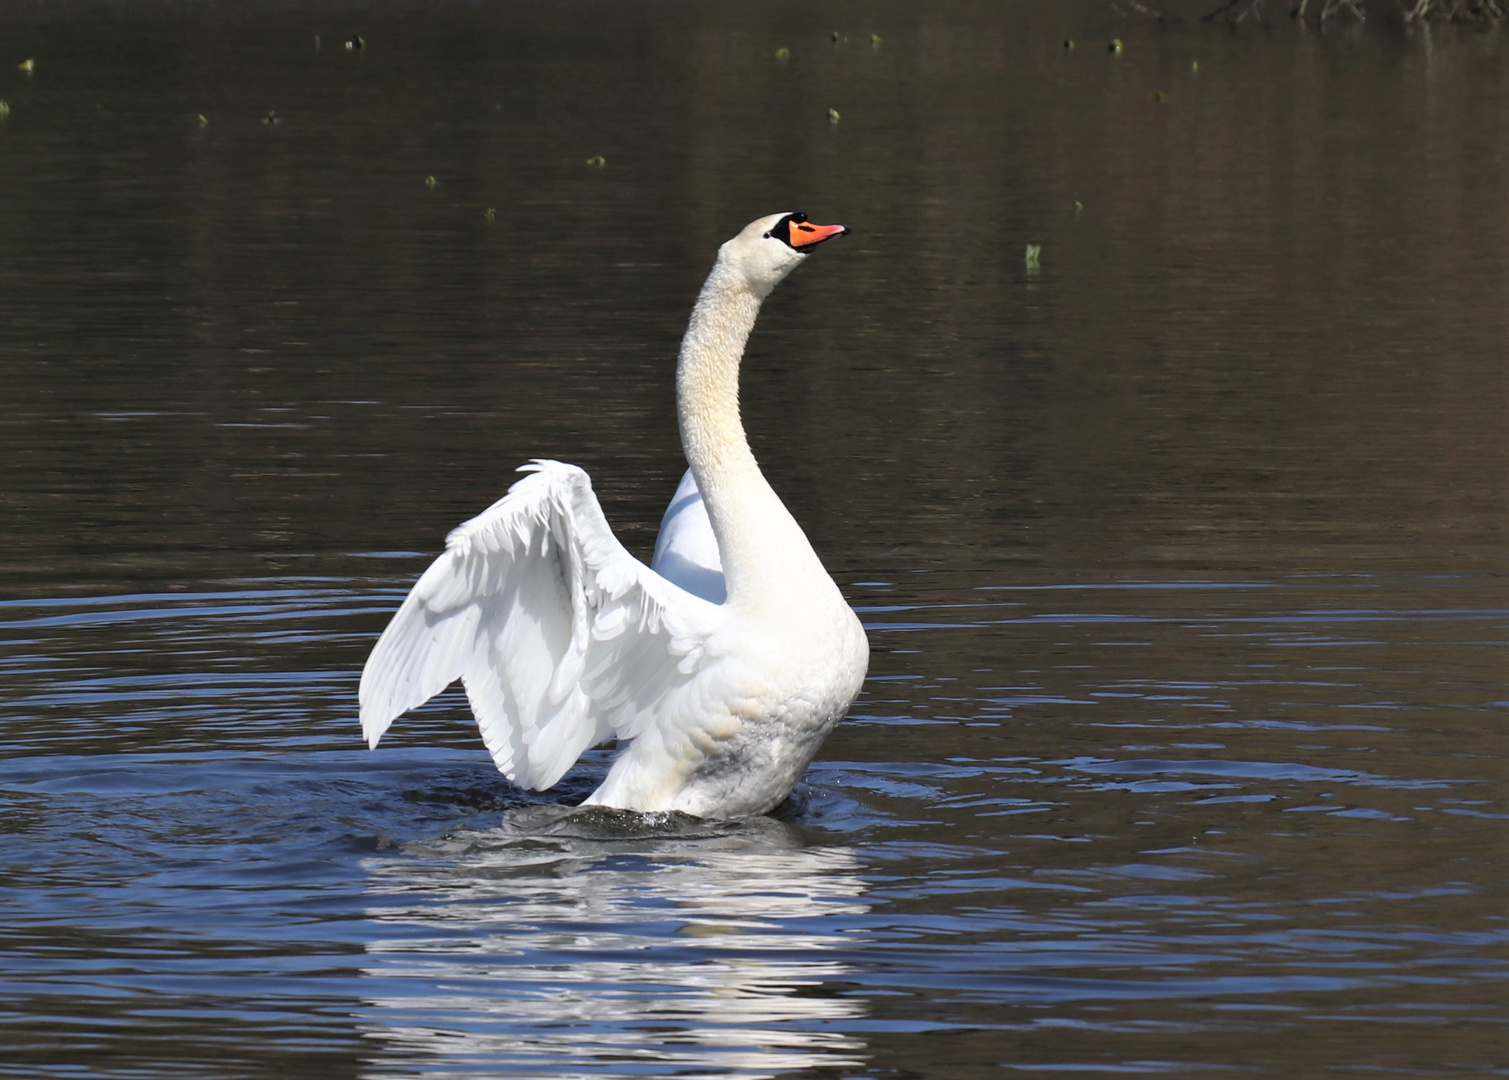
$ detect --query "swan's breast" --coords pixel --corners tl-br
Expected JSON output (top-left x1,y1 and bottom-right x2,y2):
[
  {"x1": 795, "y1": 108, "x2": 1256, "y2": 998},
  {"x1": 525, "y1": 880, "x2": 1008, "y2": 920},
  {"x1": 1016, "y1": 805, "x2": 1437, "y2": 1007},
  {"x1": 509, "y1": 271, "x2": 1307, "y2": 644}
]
[
  {"x1": 586, "y1": 584, "x2": 869, "y2": 817},
  {"x1": 671, "y1": 602, "x2": 868, "y2": 817}
]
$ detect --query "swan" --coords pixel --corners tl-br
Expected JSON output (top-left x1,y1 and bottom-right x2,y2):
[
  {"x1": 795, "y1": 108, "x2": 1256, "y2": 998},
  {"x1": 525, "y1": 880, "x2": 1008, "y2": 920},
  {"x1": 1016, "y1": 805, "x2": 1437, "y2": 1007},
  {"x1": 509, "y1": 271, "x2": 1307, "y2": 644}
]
[{"x1": 358, "y1": 212, "x2": 869, "y2": 818}]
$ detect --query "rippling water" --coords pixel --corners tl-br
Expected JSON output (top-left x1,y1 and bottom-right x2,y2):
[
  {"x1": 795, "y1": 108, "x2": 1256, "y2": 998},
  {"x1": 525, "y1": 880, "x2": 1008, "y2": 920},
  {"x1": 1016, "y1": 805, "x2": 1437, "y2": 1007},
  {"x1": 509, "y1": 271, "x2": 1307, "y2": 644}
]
[
  {"x1": 3, "y1": 572, "x2": 1503, "y2": 1075},
  {"x1": 1, "y1": 0, "x2": 1505, "y2": 1076}
]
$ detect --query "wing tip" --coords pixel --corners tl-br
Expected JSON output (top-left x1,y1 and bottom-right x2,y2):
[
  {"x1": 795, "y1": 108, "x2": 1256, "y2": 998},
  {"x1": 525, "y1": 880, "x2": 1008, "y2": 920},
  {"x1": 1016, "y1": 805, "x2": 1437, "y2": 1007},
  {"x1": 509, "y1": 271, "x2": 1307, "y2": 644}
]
[{"x1": 358, "y1": 696, "x2": 394, "y2": 750}]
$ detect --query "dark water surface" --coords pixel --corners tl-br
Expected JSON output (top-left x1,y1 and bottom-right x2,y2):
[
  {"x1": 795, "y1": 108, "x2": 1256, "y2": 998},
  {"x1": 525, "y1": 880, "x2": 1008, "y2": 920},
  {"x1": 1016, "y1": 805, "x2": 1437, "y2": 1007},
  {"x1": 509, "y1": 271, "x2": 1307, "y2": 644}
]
[{"x1": 1, "y1": 2, "x2": 1505, "y2": 1076}]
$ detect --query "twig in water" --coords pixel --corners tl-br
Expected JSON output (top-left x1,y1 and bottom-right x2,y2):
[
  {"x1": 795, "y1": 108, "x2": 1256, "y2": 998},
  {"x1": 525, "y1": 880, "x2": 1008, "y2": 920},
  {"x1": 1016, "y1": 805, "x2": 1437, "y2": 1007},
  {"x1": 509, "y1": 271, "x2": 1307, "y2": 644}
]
[
  {"x1": 1203, "y1": 0, "x2": 1268, "y2": 22},
  {"x1": 1319, "y1": 0, "x2": 1366, "y2": 20}
]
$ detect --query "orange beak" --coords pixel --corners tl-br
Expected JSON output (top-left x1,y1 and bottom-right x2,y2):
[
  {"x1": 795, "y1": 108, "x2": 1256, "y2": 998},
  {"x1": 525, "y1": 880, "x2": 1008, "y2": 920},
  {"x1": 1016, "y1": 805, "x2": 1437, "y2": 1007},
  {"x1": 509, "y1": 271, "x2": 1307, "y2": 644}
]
[{"x1": 788, "y1": 220, "x2": 850, "y2": 249}]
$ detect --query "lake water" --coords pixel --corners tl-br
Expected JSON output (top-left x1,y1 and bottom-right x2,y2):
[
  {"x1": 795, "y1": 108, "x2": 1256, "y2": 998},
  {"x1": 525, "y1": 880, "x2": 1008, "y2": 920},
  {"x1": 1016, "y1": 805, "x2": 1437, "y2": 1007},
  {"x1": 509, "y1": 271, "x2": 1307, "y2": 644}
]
[{"x1": 1, "y1": 1, "x2": 1505, "y2": 1076}]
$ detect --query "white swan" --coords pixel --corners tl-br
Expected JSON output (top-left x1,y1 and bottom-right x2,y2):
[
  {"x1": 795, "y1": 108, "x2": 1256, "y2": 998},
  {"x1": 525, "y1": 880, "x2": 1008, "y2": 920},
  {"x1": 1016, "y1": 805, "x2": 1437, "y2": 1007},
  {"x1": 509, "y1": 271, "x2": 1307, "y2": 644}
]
[{"x1": 359, "y1": 212, "x2": 869, "y2": 818}]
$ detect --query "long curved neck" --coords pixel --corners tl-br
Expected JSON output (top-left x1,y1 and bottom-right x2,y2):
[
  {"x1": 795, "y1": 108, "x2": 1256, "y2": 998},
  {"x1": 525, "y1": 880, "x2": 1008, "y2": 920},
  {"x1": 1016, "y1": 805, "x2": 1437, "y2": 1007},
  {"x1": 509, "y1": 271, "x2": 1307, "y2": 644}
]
[{"x1": 676, "y1": 261, "x2": 817, "y2": 607}]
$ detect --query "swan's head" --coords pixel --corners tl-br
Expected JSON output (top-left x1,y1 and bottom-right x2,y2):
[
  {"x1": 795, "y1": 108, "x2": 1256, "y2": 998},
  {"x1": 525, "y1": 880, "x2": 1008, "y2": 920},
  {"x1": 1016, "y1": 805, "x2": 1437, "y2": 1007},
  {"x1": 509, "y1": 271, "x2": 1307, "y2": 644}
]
[{"x1": 717, "y1": 212, "x2": 850, "y2": 297}]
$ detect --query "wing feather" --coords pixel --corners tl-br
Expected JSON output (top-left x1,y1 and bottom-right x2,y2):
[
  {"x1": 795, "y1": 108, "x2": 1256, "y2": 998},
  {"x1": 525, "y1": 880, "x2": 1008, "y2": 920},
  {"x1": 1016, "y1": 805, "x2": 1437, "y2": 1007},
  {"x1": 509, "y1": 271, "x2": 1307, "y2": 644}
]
[
  {"x1": 358, "y1": 460, "x2": 725, "y2": 791},
  {"x1": 649, "y1": 468, "x2": 726, "y2": 603}
]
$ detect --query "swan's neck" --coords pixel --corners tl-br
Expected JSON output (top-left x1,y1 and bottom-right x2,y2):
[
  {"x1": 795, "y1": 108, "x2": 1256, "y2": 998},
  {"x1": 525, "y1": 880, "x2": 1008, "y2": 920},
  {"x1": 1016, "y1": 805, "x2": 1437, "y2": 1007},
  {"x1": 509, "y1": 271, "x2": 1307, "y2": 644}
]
[{"x1": 676, "y1": 262, "x2": 816, "y2": 606}]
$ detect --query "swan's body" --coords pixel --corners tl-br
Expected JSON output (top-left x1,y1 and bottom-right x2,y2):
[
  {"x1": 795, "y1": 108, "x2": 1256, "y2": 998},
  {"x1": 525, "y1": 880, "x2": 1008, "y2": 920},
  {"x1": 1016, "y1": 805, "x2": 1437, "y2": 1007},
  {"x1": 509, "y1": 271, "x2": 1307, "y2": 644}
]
[{"x1": 359, "y1": 212, "x2": 868, "y2": 818}]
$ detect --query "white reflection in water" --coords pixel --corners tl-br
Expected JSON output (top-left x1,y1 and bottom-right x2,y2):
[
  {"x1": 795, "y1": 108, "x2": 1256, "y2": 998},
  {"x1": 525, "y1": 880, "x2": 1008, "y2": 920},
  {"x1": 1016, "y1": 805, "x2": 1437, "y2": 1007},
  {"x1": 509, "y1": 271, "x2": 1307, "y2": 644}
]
[{"x1": 358, "y1": 806, "x2": 869, "y2": 1079}]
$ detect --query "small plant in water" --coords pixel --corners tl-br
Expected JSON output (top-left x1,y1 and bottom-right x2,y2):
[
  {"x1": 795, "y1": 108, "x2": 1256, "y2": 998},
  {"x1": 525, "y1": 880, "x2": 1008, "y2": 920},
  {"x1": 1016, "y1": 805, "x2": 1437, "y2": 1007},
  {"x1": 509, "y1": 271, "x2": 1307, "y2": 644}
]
[
  {"x1": 424, "y1": 175, "x2": 437, "y2": 189},
  {"x1": 18, "y1": 58, "x2": 34, "y2": 74},
  {"x1": 586, "y1": 155, "x2": 606, "y2": 168},
  {"x1": 483, "y1": 208, "x2": 496, "y2": 221},
  {"x1": 1024, "y1": 243, "x2": 1042, "y2": 268},
  {"x1": 828, "y1": 107, "x2": 841, "y2": 124},
  {"x1": 1109, "y1": 38, "x2": 1123, "y2": 54},
  {"x1": 774, "y1": 46, "x2": 790, "y2": 60}
]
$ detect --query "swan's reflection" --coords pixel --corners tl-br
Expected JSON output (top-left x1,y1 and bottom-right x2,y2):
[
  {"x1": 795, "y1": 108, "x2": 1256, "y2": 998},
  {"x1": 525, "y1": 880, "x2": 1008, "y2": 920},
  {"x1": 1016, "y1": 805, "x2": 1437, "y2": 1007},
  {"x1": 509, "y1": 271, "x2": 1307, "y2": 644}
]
[{"x1": 358, "y1": 806, "x2": 870, "y2": 1078}]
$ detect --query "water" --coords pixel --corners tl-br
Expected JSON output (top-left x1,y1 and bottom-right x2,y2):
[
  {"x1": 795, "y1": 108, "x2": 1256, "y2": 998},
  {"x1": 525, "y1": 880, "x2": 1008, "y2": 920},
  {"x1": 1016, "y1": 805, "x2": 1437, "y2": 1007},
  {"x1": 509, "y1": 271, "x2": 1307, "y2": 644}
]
[{"x1": 1, "y1": 1, "x2": 1505, "y2": 1075}]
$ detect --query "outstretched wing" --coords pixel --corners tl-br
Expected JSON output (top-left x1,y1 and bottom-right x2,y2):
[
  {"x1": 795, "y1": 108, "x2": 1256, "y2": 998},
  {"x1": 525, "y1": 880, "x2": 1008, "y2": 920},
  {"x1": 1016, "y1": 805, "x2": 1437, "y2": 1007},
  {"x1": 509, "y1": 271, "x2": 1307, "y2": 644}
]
[{"x1": 358, "y1": 459, "x2": 726, "y2": 790}]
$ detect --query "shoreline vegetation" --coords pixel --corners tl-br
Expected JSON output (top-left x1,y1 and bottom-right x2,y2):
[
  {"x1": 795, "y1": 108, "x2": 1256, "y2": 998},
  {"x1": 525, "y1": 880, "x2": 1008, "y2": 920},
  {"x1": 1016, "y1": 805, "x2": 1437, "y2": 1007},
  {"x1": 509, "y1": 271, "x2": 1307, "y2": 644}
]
[{"x1": 1120, "y1": 0, "x2": 1506, "y2": 24}]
